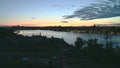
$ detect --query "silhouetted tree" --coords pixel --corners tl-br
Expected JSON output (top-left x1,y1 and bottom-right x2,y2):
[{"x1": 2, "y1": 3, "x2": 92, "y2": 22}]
[
  {"x1": 85, "y1": 38, "x2": 104, "y2": 60},
  {"x1": 75, "y1": 37, "x2": 85, "y2": 50},
  {"x1": 74, "y1": 37, "x2": 86, "y2": 57}
]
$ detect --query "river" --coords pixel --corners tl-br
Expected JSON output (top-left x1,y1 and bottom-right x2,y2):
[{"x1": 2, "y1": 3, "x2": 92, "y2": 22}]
[{"x1": 19, "y1": 30, "x2": 120, "y2": 46}]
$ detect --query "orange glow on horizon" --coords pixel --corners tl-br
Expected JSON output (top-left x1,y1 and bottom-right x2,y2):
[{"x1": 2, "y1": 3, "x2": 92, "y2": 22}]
[{"x1": 1, "y1": 17, "x2": 119, "y2": 26}]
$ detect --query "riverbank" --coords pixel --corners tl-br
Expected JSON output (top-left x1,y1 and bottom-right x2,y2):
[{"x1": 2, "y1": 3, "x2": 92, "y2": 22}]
[{"x1": 0, "y1": 28, "x2": 71, "y2": 67}]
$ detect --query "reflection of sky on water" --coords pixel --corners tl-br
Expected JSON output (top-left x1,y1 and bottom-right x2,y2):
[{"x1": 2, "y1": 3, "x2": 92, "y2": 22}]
[{"x1": 19, "y1": 30, "x2": 120, "y2": 46}]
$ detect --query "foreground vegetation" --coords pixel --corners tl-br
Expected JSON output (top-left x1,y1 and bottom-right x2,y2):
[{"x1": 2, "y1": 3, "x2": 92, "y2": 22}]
[{"x1": 0, "y1": 27, "x2": 120, "y2": 68}]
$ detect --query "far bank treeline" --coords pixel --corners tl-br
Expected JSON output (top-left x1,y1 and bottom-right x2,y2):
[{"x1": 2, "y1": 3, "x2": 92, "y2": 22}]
[
  {"x1": 10, "y1": 25, "x2": 120, "y2": 35},
  {"x1": 0, "y1": 27, "x2": 120, "y2": 65}
]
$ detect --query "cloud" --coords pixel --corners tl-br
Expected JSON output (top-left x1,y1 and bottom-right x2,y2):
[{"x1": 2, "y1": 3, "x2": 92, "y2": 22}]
[
  {"x1": 31, "y1": 17, "x2": 36, "y2": 19},
  {"x1": 61, "y1": 21, "x2": 69, "y2": 23},
  {"x1": 111, "y1": 23, "x2": 120, "y2": 26},
  {"x1": 54, "y1": 4, "x2": 75, "y2": 10},
  {"x1": 64, "y1": 0, "x2": 120, "y2": 20}
]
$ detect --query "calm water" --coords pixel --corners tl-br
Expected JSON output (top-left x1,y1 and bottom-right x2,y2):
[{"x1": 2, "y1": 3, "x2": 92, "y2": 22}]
[{"x1": 19, "y1": 30, "x2": 120, "y2": 46}]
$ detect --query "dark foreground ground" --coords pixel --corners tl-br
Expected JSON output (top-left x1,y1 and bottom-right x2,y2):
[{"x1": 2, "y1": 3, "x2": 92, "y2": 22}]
[{"x1": 0, "y1": 51, "x2": 120, "y2": 68}]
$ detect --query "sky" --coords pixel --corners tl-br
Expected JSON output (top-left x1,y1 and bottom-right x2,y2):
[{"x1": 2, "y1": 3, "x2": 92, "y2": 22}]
[{"x1": 0, "y1": 0, "x2": 120, "y2": 26}]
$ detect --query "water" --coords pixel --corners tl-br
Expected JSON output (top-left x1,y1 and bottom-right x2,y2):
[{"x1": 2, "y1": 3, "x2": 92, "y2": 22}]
[{"x1": 19, "y1": 30, "x2": 120, "y2": 46}]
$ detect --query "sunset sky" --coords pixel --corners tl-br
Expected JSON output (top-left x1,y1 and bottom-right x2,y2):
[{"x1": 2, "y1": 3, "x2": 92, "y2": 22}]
[{"x1": 0, "y1": 0, "x2": 120, "y2": 26}]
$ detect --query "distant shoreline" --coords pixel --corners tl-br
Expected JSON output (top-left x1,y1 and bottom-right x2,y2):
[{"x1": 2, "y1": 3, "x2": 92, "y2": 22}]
[{"x1": 9, "y1": 26, "x2": 120, "y2": 35}]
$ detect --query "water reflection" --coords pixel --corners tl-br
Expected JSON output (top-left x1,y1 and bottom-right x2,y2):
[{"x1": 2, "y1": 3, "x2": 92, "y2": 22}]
[{"x1": 19, "y1": 30, "x2": 120, "y2": 46}]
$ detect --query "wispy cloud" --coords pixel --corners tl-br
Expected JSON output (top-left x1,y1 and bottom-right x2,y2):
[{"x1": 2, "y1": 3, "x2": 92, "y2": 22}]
[
  {"x1": 61, "y1": 21, "x2": 69, "y2": 23},
  {"x1": 31, "y1": 17, "x2": 36, "y2": 19},
  {"x1": 54, "y1": 4, "x2": 75, "y2": 10},
  {"x1": 111, "y1": 23, "x2": 120, "y2": 25},
  {"x1": 64, "y1": 0, "x2": 120, "y2": 20}
]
